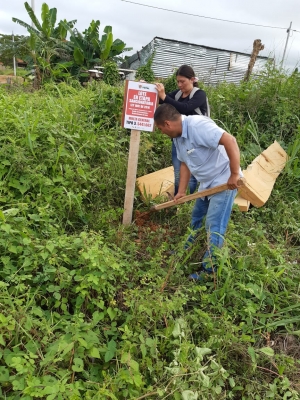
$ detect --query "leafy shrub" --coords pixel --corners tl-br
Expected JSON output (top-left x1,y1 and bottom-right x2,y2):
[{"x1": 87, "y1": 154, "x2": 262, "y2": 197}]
[
  {"x1": 102, "y1": 61, "x2": 121, "y2": 86},
  {"x1": 135, "y1": 56, "x2": 155, "y2": 82},
  {"x1": 162, "y1": 69, "x2": 178, "y2": 93}
]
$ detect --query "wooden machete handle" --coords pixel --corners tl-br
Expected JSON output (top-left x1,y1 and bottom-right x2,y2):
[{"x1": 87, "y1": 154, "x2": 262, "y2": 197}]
[{"x1": 151, "y1": 178, "x2": 245, "y2": 211}]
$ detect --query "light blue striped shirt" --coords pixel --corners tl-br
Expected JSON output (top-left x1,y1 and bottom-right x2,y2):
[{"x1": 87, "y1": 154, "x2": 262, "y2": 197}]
[{"x1": 174, "y1": 115, "x2": 240, "y2": 192}]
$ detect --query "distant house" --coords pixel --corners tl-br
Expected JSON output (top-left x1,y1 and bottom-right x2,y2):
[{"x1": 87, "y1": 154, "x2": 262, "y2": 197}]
[
  {"x1": 16, "y1": 59, "x2": 27, "y2": 68},
  {"x1": 123, "y1": 36, "x2": 272, "y2": 84}
]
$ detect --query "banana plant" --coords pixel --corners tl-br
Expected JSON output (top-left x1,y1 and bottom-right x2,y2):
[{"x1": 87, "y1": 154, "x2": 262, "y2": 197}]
[
  {"x1": 99, "y1": 26, "x2": 132, "y2": 62},
  {"x1": 12, "y1": 1, "x2": 132, "y2": 83},
  {"x1": 13, "y1": 2, "x2": 76, "y2": 41},
  {"x1": 12, "y1": 2, "x2": 75, "y2": 86},
  {"x1": 99, "y1": 26, "x2": 114, "y2": 62},
  {"x1": 61, "y1": 19, "x2": 132, "y2": 69},
  {"x1": 63, "y1": 20, "x2": 102, "y2": 68}
]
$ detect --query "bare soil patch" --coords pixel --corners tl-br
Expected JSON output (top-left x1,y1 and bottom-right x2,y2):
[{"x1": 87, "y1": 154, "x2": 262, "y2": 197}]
[{"x1": 0, "y1": 75, "x2": 23, "y2": 84}]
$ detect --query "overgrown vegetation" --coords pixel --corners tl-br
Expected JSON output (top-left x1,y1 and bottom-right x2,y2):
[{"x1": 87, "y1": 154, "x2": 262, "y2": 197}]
[
  {"x1": 0, "y1": 66, "x2": 300, "y2": 399},
  {"x1": 135, "y1": 56, "x2": 155, "y2": 83},
  {"x1": 0, "y1": 2, "x2": 132, "y2": 86},
  {"x1": 0, "y1": 34, "x2": 28, "y2": 68},
  {"x1": 103, "y1": 61, "x2": 121, "y2": 86}
]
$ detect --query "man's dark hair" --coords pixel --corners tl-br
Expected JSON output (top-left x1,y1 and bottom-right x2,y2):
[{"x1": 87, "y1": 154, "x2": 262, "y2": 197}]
[{"x1": 154, "y1": 104, "x2": 181, "y2": 125}]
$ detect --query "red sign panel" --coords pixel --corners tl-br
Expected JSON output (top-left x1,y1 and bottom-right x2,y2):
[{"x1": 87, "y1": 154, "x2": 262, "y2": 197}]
[{"x1": 122, "y1": 81, "x2": 158, "y2": 132}]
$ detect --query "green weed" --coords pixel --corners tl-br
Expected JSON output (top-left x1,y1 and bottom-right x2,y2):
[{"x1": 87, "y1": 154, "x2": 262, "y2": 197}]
[{"x1": 0, "y1": 68, "x2": 300, "y2": 399}]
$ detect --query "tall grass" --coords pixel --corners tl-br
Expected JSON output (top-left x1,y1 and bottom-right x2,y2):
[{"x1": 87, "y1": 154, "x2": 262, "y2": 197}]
[{"x1": 0, "y1": 68, "x2": 299, "y2": 399}]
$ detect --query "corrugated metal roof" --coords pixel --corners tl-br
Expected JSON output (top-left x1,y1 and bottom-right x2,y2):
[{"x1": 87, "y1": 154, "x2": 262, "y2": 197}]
[
  {"x1": 154, "y1": 36, "x2": 270, "y2": 59},
  {"x1": 124, "y1": 36, "x2": 272, "y2": 85}
]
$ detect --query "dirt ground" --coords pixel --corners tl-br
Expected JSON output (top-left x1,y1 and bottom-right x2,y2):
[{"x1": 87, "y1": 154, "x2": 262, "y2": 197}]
[{"x1": 0, "y1": 75, "x2": 23, "y2": 84}]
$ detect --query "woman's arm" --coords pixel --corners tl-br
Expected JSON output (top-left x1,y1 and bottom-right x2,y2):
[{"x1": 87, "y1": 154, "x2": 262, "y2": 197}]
[
  {"x1": 157, "y1": 89, "x2": 178, "y2": 104},
  {"x1": 163, "y1": 90, "x2": 207, "y2": 115}
]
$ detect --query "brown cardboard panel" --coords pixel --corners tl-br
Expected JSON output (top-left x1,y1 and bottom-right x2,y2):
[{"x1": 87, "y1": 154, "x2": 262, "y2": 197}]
[
  {"x1": 239, "y1": 163, "x2": 276, "y2": 207},
  {"x1": 251, "y1": 141, "x2": 288, "y2": 178},
  {"x1": 136, "y1": 166, "x2": 174, "y2": 200},
  {"x1": 238, "y1": 141, "x2": 288, "y2": 207},
  {"x1": 234, "y1": 194, "x2": 250, "y2": 211}
]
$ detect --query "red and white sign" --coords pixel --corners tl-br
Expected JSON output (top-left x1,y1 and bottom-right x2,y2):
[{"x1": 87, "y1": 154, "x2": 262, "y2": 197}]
[{"x1": 122, "y1": 81, "x2": 158, "y2": 132}]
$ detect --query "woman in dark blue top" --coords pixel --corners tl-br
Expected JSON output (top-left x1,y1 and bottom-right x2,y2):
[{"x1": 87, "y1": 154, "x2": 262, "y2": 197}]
[{"x1": 155, "y1": 65, "x2": 208, "y2": 196}]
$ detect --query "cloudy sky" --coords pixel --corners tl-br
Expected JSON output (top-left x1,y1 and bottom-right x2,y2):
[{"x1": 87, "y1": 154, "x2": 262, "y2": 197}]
[{"x1": 1, "y1": 0, "x2": 299, "y2": 71}]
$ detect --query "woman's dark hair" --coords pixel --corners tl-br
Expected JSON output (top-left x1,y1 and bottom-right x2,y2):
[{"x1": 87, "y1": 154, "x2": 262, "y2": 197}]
[{"x1": 176, "y1": 65, "x2": 198, "y2": 87}]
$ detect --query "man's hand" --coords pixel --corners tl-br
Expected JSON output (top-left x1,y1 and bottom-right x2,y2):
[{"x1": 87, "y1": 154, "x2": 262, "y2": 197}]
[
  {"x1": 174, "y1": 192, "x2": 186, "y2": 203},
  {"x1": 227, "y1": 173, "x2": 240, "y2": 190}
]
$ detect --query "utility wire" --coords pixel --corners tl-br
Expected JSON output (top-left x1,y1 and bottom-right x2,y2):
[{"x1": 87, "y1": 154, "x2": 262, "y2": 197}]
[{"x1": 121, "y1": 0, "x2": 289, "y2": 30}]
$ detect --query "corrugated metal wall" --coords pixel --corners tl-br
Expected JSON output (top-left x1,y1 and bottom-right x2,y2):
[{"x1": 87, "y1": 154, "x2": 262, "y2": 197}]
[{"x1": 126, "y1": 37, "x2": 271, "y2": 85}]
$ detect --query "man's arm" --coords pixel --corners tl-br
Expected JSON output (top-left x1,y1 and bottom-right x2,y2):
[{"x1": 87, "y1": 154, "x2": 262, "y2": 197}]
[
  {"x1": 174, "y1": 162, "x2": 191, "y2": 201},
  {"x1": 219, "y1": 132, "x2": 241, "y2": 189}
]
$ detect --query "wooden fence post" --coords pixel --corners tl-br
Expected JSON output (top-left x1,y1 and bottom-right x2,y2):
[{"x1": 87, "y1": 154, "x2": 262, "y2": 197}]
[{"x1": 244, "y1": 39, "x2": 265, "y2": 82}]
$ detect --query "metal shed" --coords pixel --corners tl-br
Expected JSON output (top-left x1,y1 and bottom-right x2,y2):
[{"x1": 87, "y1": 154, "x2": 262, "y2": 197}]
[{"x1": 123, "y1": 37, "x2": 272, "y2": 84}]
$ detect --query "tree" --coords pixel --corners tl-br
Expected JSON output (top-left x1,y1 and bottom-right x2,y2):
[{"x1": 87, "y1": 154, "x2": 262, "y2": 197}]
[{"x1": 0, "y1": 34, "x2": 29, "y2": 68}]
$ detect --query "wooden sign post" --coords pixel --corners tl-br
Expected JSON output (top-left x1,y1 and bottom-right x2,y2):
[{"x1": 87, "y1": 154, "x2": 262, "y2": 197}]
[
  {"x1": 122, "y1": 81, "x2": 158, "y2": 225},
  {"x1": 122, "y1": 129, "x2": 141, "y2": 225}
]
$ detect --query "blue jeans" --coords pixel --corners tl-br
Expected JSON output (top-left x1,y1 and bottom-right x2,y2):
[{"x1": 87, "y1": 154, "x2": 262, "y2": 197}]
[
  {"x1": 185, "y1": 189, "x2": 237, "y2": 273},
  {"x1": 172, "y1": 141, "x2": 197, "y2": 196}
]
